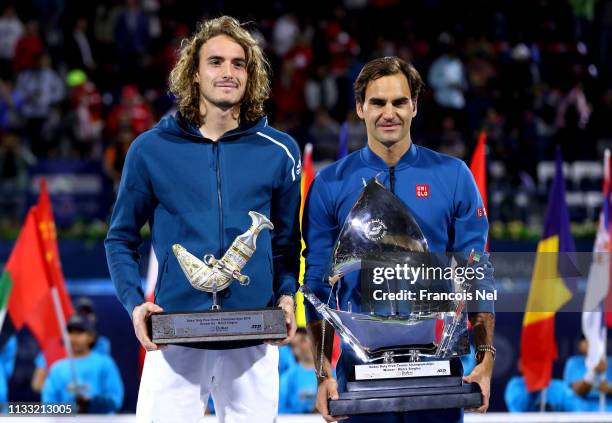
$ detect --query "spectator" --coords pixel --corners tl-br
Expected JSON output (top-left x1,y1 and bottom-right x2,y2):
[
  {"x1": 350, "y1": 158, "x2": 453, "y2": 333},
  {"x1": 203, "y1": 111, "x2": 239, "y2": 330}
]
[
  {"x1": 279, "y1": 328, "x2": 318, "y2": 414},
  {"x1": 304, "y1": 64, "x2": 339, "y2": 113},
  {"x1": 32, "y1": 297, "x2": 112, "y2": 394},
  {"x1": 65, "y1": 18, "x2": 96, "y2": 73},
  {"x1": 41, "y1": 314, "x2": 124, "y2": 414},
  {"x1": 0, "y1": 77, "x2": 25, "y2": 131},
  {"x1": 0, "y1": 131, "x2": 33, "y2": 223},
  {"x1": 504, "y1": 376, "x2": 568, "y2": 412},
  {"x1": 308, "y1": 108, "x2": 340, "y2": 160},
  {"x1": 12, "y1": 20, "x2": 43, "y2": 74},
  {"x1": 344, "y1": 109, "x2": 367, "y2": 153},
  {"x1": 66, "y1": 70, "x2": 103, "y2": 158},
  {"x1": 272, "y1": 14, "x2": 299, "y2": 57},
  {"x1": 0, "y1": 5, "x2": 23, "y2": 79},
  {"x1": 105, "y1": 85, "x2": 153, "y2": 139},
  {"x1": 428, "y1": 33, "x2": 467, "y2": 112},
  {"x1": 0, "y1": 335, "x2": 17, "y2": 408},
  {"x1": 563, "y1": 336, "x2": 612, "y2": 412},
  {"x1": 15, "y1": 54, "x2": 64, "y2": 157},
  {"x1": 278, "y1": 344, "x2": 297, "y2": 378},
  {"x1": 437, "y1": 115, "x2": 466, "y2": 159},
  {"x1": 113, "y1": 0, "x2": 151, "y2": 84}
]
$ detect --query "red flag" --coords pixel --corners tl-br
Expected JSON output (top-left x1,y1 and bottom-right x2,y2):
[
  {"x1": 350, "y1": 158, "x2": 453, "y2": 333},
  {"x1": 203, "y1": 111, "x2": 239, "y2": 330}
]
[
  {"x1": 5, "y1": 210, "x2": 53, "y2": 329},
  {"x1": 469, "y1": 131, "x2": 487, "y2": 210},
  {"x1": 469, "y1": 131, "x2": 488, "y2": 251},
  {"x1": 26, "y1": 180, "x2": 74, "y2": 366},
  {"x1": 300, "y1": 143, "x2": 315, "y2": 221},
  {"x1": 37, "y1": 179, "x2": 73, "y2": 318}
]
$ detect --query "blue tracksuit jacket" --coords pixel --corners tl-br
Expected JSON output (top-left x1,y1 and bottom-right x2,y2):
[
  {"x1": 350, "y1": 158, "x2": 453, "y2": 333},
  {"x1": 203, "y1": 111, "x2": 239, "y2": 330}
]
[
  {"x1": 303, "y1": 143, "x2": 495, "y2": 422},
  {"x1": 105, "y1": 113, "x2": 301, "y2": 316}
]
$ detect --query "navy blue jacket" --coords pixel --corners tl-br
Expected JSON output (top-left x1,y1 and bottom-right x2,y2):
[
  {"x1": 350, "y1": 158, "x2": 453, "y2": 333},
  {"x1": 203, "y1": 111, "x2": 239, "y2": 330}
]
[{"x1": 105, "y1": 113, "x2": 301, "y2": 316}]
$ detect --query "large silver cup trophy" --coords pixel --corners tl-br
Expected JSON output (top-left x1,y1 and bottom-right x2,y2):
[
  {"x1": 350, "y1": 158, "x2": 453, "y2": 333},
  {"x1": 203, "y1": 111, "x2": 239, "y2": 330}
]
[
  {"x1": 149, "y1": 211, "x2": 287, "y2": 345},
  {"x1": 301, "y1": 178, "x2": 482, "y2": 415}
]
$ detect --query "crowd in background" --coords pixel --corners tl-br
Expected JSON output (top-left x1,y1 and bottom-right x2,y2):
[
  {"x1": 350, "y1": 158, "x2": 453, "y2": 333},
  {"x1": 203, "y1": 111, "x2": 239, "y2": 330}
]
[{"x1": 0, "y1": 0, "x2": 612, "y2": 228}]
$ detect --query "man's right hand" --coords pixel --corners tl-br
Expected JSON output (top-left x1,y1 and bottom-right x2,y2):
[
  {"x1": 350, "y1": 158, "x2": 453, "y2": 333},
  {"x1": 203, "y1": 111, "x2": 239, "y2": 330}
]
[
  {"x1": 132, "y1": 302, "x2": 164, "y2": 351},
  {"x1": 316, "y1": 377, "x2": 348, "y2": 422}
]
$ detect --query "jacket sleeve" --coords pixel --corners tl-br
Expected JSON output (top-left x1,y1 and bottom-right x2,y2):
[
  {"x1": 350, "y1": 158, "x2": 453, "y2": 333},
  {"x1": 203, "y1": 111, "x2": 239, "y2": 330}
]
[
  {"x1": 302, "y1": 174, "x2": 339, "y2": 322},
  {"x1": 270, "y1": 139, "x2": 301, "y2": 300},
  {"x1": 450, "y1": 161, "x2": 494, "y2": 313},
  {"x1": 104, "y1": 139, "x2": 156, "y2": 316}
]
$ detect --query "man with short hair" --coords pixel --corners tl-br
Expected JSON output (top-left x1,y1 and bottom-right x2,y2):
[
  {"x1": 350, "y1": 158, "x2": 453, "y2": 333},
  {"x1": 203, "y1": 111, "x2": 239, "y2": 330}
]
[
  {"x1": 105, "y1": 15, "x2": 301, "y2": 422},
  {"x1": 303, "y1": 56, "x2": 495, "y2": 422}
]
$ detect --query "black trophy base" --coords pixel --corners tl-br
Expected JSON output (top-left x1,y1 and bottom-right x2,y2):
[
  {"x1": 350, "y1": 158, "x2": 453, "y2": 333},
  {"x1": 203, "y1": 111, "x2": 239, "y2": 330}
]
[
  {"x1": 148, "y1": 307, "x2": 287, "y2": 347},
  {"x1": 329, "y1": 376, "x2": 482, "y2": 416}
]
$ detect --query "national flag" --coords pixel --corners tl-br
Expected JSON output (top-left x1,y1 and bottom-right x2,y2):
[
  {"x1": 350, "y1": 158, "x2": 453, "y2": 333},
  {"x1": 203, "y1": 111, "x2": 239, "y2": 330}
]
[
  {"x1": 1, "y1": 210, "x2": 54, "y2": 345},
  {"x1": 0, "y1": 180, "x2": 74, "y2": 367},
  {"x1": 582, "y1": 149, "x2": 611, "y2": 383},
  {"x1": 299, "y1": 143, "x2": 315, "y2": 221},
  {"x1": 469, "y1": 131, "x2": 488, "y2": 212},
  {"x1": 28, "y1": 179, "x2": 74, "y2": 366},
  {"x1": 520, "y1": 147, "x2": 575, "y2": 392},
  {"x1": 469, "y1": 131, "x2": 488, "y2": 251}
]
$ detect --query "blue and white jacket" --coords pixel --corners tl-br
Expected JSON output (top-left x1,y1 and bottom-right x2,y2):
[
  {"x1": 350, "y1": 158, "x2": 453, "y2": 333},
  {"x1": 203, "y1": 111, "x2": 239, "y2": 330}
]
[{"x1": 105, "y1": 113, "x2": 301, "y2": 316}]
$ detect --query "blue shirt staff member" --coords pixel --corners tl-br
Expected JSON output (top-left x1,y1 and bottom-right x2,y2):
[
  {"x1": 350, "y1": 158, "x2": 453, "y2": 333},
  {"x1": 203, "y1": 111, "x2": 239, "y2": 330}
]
[
  {"x1": 303, "y1": 56, "x2": 495, "y2": 422},
  {"x1": 105, "y1": 15, "x2": 301, "y2": 422},
  {"x1": 41, "y1": 314, "x2": 124, "y2": 414}
]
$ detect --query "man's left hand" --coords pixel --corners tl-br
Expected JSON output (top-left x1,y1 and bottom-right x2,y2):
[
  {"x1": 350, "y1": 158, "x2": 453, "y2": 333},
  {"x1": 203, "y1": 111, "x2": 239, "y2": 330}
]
[
  {"x1": 266, "y1": 295, "x2": 297, "y2": 345},
  {"x1": 463, "y1": 355, "x2": 493, "y2": 413}
]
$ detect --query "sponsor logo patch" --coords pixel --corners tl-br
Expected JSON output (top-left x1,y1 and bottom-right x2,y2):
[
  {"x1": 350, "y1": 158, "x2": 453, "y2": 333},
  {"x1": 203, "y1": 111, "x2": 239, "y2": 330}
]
[{"x1": 416, "y1": 184, "x2": 429, "y2": 198}]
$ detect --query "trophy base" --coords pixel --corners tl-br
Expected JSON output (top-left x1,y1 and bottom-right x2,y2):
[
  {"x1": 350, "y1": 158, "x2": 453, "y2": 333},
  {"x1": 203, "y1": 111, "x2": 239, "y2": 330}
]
[
  {"x1": 329, "y1": 376, "x2": 482, "y2": 416},
  {"x1": 148, "y1": 307, "x2": 287, "y2": 346}
]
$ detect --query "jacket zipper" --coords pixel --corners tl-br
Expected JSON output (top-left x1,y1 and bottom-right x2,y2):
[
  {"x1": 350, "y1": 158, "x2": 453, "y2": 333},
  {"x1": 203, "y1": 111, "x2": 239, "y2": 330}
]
[
  {"x1": 389, "y1": 166, "x2": 396, "y2": 193},
  {"x1": 214, "y1": 142, "x2": 224, "y2": 256},
  {"x1": 388, "y1": 165, "x2": 398, "y2": 315}
]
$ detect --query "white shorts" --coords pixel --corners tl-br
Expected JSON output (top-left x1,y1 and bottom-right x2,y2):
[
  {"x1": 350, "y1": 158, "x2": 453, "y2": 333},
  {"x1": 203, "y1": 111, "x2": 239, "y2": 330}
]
[{"x1": 137, "y1": 344, "x2": 279, "y2": 423}]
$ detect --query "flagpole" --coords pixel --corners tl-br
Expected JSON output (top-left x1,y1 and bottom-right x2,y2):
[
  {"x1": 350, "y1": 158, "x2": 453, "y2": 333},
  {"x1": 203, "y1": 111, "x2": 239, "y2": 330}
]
[
  {"x1": 0, "y1": 309, "x2": 6, "y2": 334},
  {"x1": 49, "y1": 286, "x2": 80, "y2": 395},
  {"x1": 539, "y1": 387, "x2": 547, "y2": 412}
]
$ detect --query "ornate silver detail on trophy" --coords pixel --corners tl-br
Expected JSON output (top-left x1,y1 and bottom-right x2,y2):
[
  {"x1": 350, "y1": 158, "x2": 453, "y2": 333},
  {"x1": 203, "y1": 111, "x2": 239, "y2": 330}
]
[
  {"x1": 149, "y1": 210, "x2": 287, "y2": 345},
  {"x1": 172, "y1": 211, "x2": 274, "y2": 295}
]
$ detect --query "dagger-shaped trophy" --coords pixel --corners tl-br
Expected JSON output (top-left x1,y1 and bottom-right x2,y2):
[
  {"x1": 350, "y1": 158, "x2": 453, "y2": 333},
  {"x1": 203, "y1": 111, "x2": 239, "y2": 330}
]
[{"x1": 149, "y1": 211, "x2": 287, "y2": 345}]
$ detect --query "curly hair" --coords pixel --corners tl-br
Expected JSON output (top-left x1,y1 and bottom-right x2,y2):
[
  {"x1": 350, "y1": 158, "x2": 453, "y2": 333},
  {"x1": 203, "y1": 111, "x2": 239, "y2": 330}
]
[
  {"x1": 354, "y1": 56, "x2": 424, "y2": 105},
  {"x1": 168, "y1": 16, "x2": 270, "y2": 124}
]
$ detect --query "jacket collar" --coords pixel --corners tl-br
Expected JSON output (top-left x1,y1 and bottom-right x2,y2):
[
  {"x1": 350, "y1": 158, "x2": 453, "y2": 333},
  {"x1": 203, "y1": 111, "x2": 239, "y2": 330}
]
[{"x1": 360, "y1": 141, "x2": 419, "y2": 170}]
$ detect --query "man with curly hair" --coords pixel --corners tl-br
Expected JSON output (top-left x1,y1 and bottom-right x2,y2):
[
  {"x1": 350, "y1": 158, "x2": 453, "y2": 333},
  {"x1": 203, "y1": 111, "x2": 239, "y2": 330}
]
[{"x1": 105, "y1": 15, "x2": 300, "y2": 422}]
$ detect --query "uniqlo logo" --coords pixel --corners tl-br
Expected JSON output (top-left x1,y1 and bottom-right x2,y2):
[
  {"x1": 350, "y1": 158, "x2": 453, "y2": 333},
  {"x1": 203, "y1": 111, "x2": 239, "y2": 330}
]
[
  {"x1": 477, "y1": 207, "x2": 488, "y2": 218},
  {"x1": 416, "y1": 184, "x2": 429, "y2": 198}
]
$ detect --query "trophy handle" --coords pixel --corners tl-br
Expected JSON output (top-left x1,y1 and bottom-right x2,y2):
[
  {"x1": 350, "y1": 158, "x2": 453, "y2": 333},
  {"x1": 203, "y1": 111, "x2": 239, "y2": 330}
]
[
  {"x1": 300, "y1": 285, "x2": 371, "y2": 363},
  {"x1": 248, "y1": 211, "x2": 274, "y2": 234}
]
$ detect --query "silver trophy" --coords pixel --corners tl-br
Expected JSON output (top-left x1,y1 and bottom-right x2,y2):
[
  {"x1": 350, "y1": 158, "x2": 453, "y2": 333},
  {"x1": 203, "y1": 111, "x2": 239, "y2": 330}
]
[
  {"x1": 301, "y1": 178, "x2": 482, "y2": 415},
  {"x1": 173, "y1": 211, "x2": 274, "y2": 309},
  {"x1": 149, "y1": 211, "x2": 287, "y2": 345}
]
